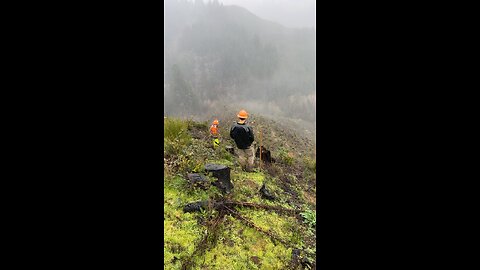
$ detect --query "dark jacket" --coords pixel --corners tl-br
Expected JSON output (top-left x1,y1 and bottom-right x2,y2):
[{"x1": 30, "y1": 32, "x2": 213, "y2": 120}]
[{"x1": 230, "y1": 122, "x2": 254, "y2": 149}]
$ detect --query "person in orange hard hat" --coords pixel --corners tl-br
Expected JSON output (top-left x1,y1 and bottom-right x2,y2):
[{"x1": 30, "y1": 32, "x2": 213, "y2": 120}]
[
  {"x1": 210, "y1": 119, "x2": 220, "y2": 148},
  {"x1": 230, "y1": 110, "x2": 255, "y2": 172}
]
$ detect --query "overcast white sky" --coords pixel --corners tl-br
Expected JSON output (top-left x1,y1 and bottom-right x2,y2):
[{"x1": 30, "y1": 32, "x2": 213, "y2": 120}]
[{"x1": 217, "y1": 0, "x2": 316, "y2": 29}]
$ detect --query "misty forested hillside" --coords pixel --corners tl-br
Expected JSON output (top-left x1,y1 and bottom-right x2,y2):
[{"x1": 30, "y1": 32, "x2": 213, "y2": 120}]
[{"x1": 164, "y1": 0, "x2": 316, "y2": 130}]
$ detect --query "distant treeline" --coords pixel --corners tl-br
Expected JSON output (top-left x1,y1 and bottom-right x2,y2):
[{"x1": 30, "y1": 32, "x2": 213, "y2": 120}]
[{"x1": 164, "y1": 0, "x2": 316, "y2": 123}]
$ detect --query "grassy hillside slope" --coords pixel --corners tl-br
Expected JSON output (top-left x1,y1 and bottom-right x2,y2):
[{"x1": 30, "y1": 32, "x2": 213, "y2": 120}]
[{"x1": 164, "y1": 116, "x2": 316, "y2": 270}]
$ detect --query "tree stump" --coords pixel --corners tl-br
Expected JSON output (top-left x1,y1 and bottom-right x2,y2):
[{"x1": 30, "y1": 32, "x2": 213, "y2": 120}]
[
  {"x1": 205, "y1": 164, "x2": 233, "y2": 194},
  {"x1": 256, "y1": 146, "x2": 275, "y2": 163}
]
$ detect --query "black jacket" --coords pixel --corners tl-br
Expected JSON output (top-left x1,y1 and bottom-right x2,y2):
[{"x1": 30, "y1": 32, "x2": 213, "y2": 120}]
[{"x1": 230, "y1": 122, "x2": 254, "y2": 149}]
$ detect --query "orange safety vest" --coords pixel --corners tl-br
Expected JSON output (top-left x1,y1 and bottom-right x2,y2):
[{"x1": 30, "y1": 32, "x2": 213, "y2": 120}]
[{"x1": 210, "y1": 124, "x2": 219, "y2": 136}]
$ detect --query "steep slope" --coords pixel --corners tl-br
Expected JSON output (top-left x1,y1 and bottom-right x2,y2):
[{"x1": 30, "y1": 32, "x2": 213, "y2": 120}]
[{"x1": 164, "y1": 116, "x2": 316, "y2": 269}]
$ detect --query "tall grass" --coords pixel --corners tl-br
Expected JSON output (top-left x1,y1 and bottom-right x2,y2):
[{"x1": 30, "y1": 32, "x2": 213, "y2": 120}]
[
  {"x1": 277, "y1": 147, "x2": 294, "y2": 166},
  {"x1": 164, "y1": 118, "x2": 192, "y2": 157}
]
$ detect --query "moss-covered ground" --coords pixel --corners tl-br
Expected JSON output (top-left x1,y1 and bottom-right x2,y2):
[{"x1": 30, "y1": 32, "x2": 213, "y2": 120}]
[{"x1": 164, "y1": 117, "x2": 316, "y2": 269}]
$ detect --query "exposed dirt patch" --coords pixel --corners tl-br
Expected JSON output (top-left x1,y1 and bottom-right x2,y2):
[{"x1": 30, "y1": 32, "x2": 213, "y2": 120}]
[
  {"x1": 187, "y1": 123, "x2": 208, "y2": 140},
  {"x1": 250, "y1": 256, "x2": 261, "y2": 266},
  {"x1": 279, "y1": 176, "x2": 298, "y2": 197},
  {"x1": 242, "y1": 179, "x2": 259, "y2": 190},
  {"x1": 223, "y1": 238, "x2": 234, "y2": 247},
  {"x1": 303, "y1": 191, "x2": 316, "y2": 210}
]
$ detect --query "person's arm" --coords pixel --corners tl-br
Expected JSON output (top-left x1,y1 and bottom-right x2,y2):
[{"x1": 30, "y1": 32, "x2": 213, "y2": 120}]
[
  {"x1": 248, "y1": 127, "x2": 254, "y2": 143},
  {"x1": 230, "y1": 126, "x2": 235, "y2": 139}
]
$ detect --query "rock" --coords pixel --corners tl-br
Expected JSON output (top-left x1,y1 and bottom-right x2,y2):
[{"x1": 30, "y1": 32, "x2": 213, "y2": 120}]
[
  {"x1": 183, "y1": 201, "x2": 208, "y2": 213},
  {"x1": 187, "y1": 173, "x2": 209, "y2": 189},
  {"x1": 259, "y1": 183, "x2": 276, "y2": 201}
]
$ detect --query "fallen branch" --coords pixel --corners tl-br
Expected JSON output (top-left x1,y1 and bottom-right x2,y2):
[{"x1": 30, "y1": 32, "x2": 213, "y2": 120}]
[
  {"x1": 184, "y1": 199, "x2": 302, "y2": 216},
  {"x1": 181, "y1": 209, "x2": 227, "y2": 270},
  {"x1": 225, "y1": 200, "x2": 301, "y2": 216}
]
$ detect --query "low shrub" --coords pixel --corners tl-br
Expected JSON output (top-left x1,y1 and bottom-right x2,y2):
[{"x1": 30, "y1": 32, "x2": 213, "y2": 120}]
[
  {"x1": 300, "y1": 209, "x2": 316, "y2": 228},
  {"x1": 303, "y1": 157, "x2": 316, "y2": 172},
  {"x1": 164, "y1": 118, "x2": 192, "y2": 157},
  {"x1": 277, "y1": 147, "x2": 294, "y2": 166}
]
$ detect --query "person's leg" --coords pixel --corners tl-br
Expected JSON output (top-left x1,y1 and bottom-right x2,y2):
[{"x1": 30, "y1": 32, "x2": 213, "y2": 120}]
[
  {"x1": 213, "y1": 137, "x2": 220, "y2": 148},
  {"x1": 237, "y1": 148, "x2": 247, "y2": 170}
]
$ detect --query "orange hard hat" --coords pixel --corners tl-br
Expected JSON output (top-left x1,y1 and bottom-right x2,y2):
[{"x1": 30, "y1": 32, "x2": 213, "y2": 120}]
[
  {"x1": 237, "y1": 110, "x2": 248, "y2": 119},
  {"x1": 213, "y1": 119, "x2": 219, "y2": 125}
]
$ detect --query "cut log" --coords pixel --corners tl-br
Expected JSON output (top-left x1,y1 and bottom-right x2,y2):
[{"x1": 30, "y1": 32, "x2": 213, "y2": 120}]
[{"x1": 205, "y1": 164, "x2": 233, "y2": 194}]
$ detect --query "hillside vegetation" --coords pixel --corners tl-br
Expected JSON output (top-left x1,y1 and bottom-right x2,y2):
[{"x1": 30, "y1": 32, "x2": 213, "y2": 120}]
[{"x1": 164, "y1": 116, "x2": 316, "y2": 269}]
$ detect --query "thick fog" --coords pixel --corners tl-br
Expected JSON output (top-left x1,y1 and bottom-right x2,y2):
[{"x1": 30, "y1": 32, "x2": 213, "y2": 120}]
[
  {"x1": 164, "y1": 0, "x2": 316, "y2": 138},
  {"x1": 216, "y1": 0, "x2": 315, "y2": 29}
]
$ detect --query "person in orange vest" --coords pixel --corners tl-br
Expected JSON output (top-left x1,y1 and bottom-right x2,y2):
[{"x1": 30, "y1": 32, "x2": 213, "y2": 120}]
[
  {"x1": 230, "y1": 110, "x2": 255, "y2": 172},
  {"x1": 210, "y1": 119, "x2": 220, "y2": 148}
]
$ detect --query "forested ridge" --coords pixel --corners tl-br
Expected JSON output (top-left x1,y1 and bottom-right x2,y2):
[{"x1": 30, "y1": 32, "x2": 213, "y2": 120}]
[{"x1": 164, "y1": 0, "x2": 316, "y2": 133}]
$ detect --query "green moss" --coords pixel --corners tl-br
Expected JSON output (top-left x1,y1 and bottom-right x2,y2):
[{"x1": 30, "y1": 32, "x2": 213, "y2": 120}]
[
  {"x1": 164, "y1": 175, "x2": 214, "y2": 207},
  {"x1": 233, "y1": 171, "x2": 266, "y2": 186},
  {"x1": 164, "y1": 175, "x2": 211, "y2": 269},
  {"x1": 164, "y1": 199, "x2": 204, "y2": 268},
  {"x1": 228, "y1": 171, "x2": 269, "y2": 202},
  {"x1": 239, "y1": 209, "x2": 301, "y2": 246},
  {"x1": 198, "y1": 216, "x2": 291, "y2": 270},
  {"x1": 164, "y1": 217, "x2": 203, "y2": 269}
]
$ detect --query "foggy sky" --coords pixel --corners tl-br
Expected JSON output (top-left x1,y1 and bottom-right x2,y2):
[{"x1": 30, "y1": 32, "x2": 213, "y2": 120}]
[{"x1": 217, "y1": 0, "x2": 316, "y2": 29}]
